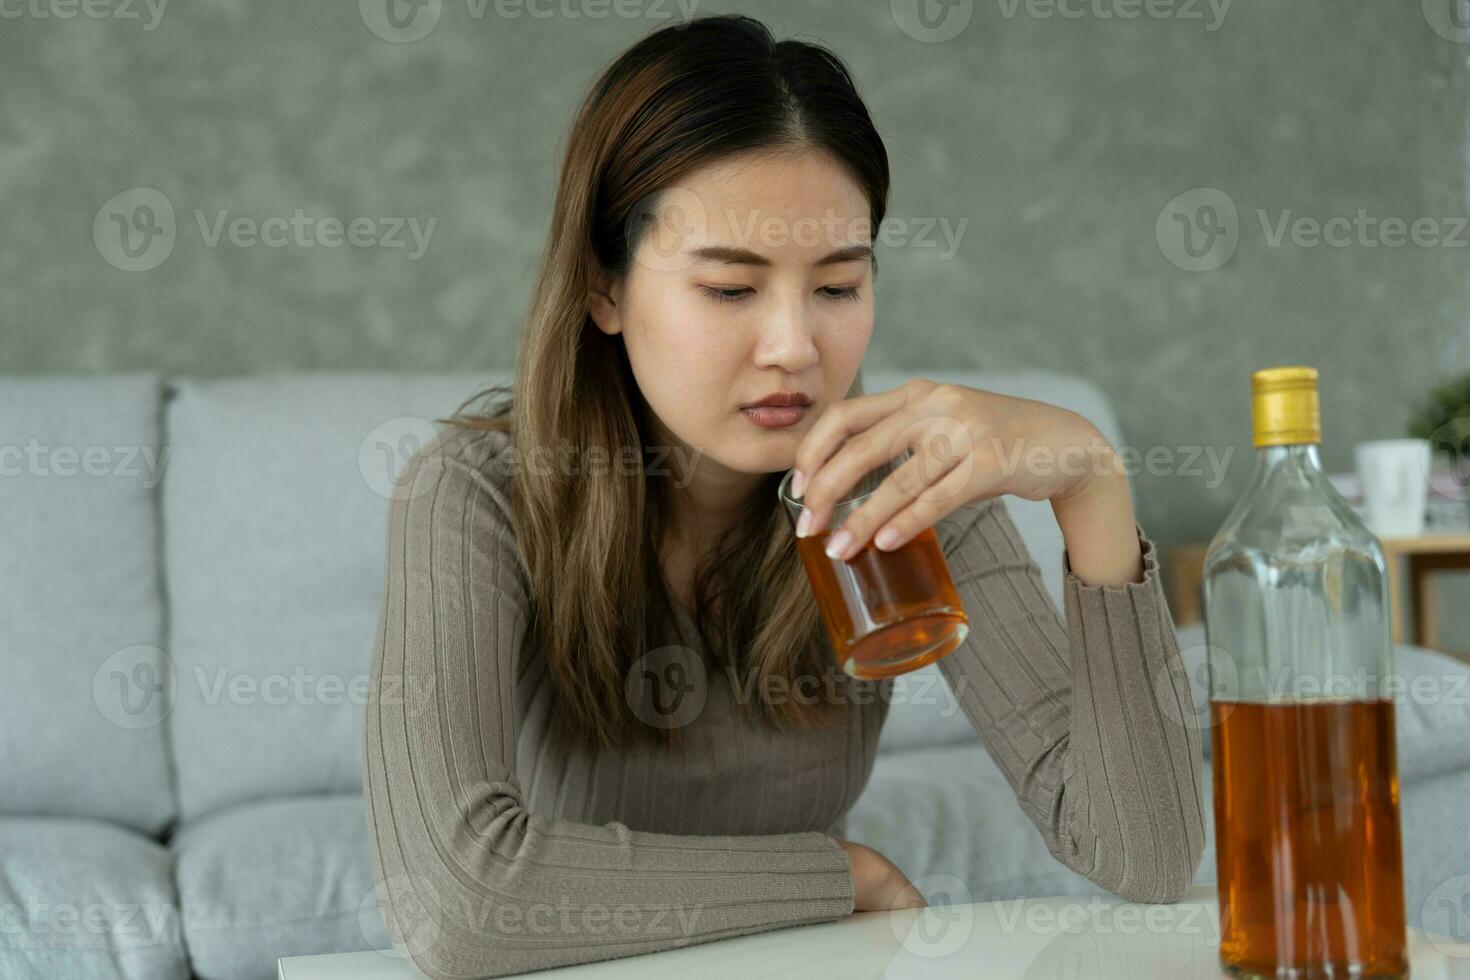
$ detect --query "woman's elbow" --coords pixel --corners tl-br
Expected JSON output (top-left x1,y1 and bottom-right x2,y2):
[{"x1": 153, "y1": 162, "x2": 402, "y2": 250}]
[
  {"x1": 375, "y1": 870, "x2": 527, "y2": 980},
  {"x1": 1116, "y1": 819, "x2": 1206, "y2": 905}
]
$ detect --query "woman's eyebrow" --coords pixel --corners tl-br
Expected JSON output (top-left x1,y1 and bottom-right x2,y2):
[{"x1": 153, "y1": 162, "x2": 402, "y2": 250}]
[{"x1": 686, "y1": 243, "x2": 874, "y2": 268}]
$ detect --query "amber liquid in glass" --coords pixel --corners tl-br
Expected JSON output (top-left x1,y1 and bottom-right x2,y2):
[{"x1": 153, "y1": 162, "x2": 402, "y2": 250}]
[
  {"x1": 795, "y1": 525, "x2": 968, "y2": 679},
  {"x1": 1211, "y1": 698, "x2": 1408, "y2": 979}
]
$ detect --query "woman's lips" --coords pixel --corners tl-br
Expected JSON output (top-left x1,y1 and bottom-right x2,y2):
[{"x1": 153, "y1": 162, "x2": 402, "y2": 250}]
[{"x1": 741, "y1": 405, "x2": 807, "y2": 428}]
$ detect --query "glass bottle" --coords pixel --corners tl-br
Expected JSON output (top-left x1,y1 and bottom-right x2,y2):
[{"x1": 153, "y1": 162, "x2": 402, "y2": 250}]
[{"x1": 1203, "y1": 365, "x2": 1408, "y2": 978}]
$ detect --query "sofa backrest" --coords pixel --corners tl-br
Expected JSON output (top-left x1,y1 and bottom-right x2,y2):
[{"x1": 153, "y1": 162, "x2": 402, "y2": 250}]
[
  {"x1": 158, "y1": 367, "x2": 1123, "y2": 817},
  {"x1": 0, "y1": 374, "x2": 176, "y2": 836},
  {"x1": 162, "y1": 372, "x2": 505, "y2": 820},
  {"x1": 0, "y1": 367, "x2": 1124, "y2": 827}
]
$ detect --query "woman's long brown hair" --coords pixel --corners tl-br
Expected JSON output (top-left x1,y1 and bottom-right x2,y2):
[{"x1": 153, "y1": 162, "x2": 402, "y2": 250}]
[{"x1": 442, "y1": 14, "x2": 890, "y2": 751}]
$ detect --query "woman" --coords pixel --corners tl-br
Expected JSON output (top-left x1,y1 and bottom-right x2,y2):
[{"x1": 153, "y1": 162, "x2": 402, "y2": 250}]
[{"x1": 363, "y1": 13, "x2": 1205, "y2": 979}]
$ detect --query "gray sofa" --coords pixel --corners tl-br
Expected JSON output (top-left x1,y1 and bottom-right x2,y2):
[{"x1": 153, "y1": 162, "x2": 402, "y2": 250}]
[{"x1": 3, "y1": 369, "x2": 1467, "y2": 980}]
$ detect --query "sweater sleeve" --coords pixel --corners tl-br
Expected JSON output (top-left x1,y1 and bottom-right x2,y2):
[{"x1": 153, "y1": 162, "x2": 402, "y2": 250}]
[
  {"x1": 362, "y1": 430, "x2": 853, "y2": 980},
  {"x1": 932, "y1": 496, "x2": 1207, "y2": 904}
]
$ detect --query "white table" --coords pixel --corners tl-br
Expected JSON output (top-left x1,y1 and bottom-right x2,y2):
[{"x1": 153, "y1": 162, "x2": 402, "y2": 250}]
[{"x1": 279, "y1": 885, "x2": 1470, "y2": 979}]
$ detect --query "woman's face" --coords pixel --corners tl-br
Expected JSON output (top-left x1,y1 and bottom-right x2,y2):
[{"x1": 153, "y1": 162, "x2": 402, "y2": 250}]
[{"x1": 589, "y1": 148, "x2": 874, "y2": 484}]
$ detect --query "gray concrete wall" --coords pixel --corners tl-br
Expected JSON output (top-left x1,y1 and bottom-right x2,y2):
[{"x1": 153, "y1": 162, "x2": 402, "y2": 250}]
[{"x1": 2, "y1": 0, "x2": 1467, "y2": 643}]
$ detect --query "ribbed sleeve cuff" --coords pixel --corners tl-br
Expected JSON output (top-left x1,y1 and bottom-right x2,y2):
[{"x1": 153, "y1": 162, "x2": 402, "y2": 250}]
[
  {"x1": 808, "y1": 832, "x2": 857, "y2": 917},
  {"x1": 1060, "y1": 521, "x2": 1164, "y2": 603},
  {"x1": 697, "y1": 830, "x2": 855, "y2": 923},
  {"x1": 610, "y1": 826, "x2": 856, "y2": 926}
]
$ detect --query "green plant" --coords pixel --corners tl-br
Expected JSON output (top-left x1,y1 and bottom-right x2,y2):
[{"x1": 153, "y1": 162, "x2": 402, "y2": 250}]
[{"x1": 1409, "y1": 371, "x2": 1470, "y2": 457}]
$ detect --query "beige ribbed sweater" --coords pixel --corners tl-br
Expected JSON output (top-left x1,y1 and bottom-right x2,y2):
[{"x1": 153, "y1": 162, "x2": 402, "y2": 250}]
[{"x1": 363, "y1": 426, "x2": 1206, "y2": 979}]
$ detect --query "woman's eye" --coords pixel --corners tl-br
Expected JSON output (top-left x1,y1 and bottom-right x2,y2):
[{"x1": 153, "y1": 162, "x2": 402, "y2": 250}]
[
  {"x1": 700, "y1": 286, "x2": 752, "y2": 305},
  {"x1": 699, "y1": 285, "x2": 862, "y2": 305}
]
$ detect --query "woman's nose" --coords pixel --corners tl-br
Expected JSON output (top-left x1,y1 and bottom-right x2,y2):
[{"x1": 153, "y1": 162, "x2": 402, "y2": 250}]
[{"x1": 753, "y1": 307, "x2": 819, "y2": 372}]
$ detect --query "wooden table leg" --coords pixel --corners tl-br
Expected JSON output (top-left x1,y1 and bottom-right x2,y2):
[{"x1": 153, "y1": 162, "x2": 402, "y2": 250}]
[
  {"x1": 1406, "y1": 552, "x2": 1470, "y2": 654},
  {"x1": 1409, "y1": 554, "x2": 1437, "y2": 651},
  {"x1": 1385, "y1": 548, "x2": 1404, "y2": 645}
]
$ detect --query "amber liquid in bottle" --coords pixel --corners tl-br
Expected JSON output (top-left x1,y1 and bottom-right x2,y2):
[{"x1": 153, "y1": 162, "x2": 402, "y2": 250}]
[{"x1": 1211, "y1": 699, "x2": 1408, "y2": 977}]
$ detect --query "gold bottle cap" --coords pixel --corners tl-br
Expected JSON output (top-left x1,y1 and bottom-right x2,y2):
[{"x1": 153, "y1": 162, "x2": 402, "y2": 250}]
[{"x1": 1251, "y1": 366, "x2": 1321, "y2": 447}]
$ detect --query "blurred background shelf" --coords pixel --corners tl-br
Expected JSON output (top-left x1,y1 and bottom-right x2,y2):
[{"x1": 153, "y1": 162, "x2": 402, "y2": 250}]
[{"x1": 1168, "y1": 536, "x2": 1470, "y2": 664}]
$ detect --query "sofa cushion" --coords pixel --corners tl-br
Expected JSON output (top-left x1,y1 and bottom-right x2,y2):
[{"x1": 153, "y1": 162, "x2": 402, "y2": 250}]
[
  {"x1": 0, "y1": 374, "x2": 175, "y2": 836},
  {"x1": 161, "y1": 372, "x2": 504, "y2": 820},
  {"x1": 1174, "y1": 623, "x2": 1470, "y2": 782},
  {"x1": 0, "y1": 816, "x2": 188, "y2": 980},
  {"x1": 171, "y1": 795, "x2": 382, "y2": 980},
  {"x1": 850, "y1": 740, "x2": 1218, "y2": 904}
]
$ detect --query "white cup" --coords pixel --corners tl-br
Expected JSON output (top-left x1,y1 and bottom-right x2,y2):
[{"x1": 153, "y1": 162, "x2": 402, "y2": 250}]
[{"x1": 1354, "y1": 439, "x2": 1431, "y2": 538}]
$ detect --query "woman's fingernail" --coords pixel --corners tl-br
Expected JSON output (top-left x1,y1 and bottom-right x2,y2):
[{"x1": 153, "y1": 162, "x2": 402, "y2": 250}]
[
  {"x1": 824, "y1": 529, "x2": 851, "y2": 560},
  {"x1": 875, "y1": 527, "x2": 900, "y2": 550},
  {"x1": 795, "y1": 508, "x2": 813, "y2": 538},
  {"x1": 790, "y1": 470, "x2": 806, "y2": 498}
]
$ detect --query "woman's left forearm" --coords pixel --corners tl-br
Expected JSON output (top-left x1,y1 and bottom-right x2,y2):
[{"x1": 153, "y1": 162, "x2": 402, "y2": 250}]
[{"x1": 1050, "y1": 466, "x2": 1145, "y2": 589}]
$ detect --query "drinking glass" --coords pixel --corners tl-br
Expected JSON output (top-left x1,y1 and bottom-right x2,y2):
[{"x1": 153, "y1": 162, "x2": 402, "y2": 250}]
[{"x1": 777, "y1": 451, "x2": 970, "y2": 679}]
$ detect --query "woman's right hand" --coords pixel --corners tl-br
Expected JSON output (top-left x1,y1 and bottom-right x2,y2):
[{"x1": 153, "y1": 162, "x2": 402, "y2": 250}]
[{"x1": 835, "y1": 839, "x2": 927, "y2": 912}]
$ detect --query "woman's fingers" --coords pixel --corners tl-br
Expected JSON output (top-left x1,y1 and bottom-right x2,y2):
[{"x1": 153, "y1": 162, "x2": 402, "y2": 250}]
[
  {"x1": 792, "y1": 383, "x2": 919, "y2": 504},
  {"x1": 817, "y1": 414, "x2": 981, "y2": 559},
  {"x1": 796, "y1": 407, "x2": 923, "y2": 539},
  {"x1": 818, "y1": 442, "x2": 948, "y2": 559},
  {"x1": 844, "y1": 457, "x2": 986, "y2": 559}
]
